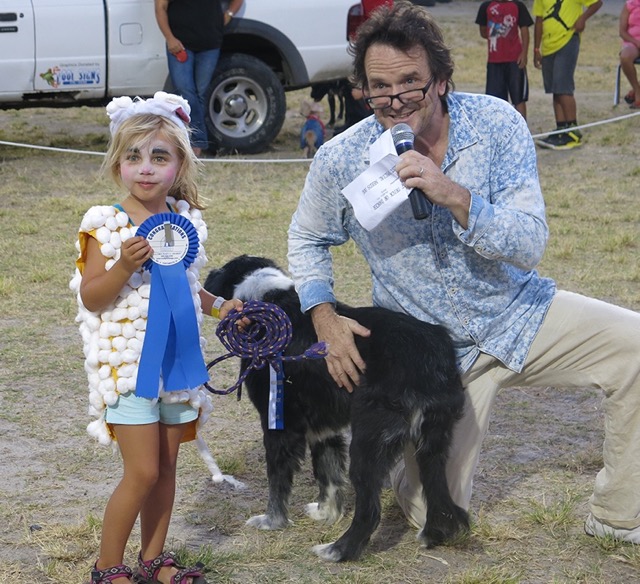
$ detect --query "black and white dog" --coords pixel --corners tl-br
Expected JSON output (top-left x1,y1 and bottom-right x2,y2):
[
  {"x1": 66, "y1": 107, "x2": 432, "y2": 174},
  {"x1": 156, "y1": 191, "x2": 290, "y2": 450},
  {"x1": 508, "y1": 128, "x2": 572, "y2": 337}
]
[{"x1": 204, "y1": 255, "x2": 469, "y2": 561}]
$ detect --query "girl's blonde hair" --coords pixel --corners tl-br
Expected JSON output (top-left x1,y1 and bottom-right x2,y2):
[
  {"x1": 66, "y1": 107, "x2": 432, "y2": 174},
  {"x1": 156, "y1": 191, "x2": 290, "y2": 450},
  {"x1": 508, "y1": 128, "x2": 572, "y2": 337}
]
[{"x1": 102, "y1": 113, "x2": 204, "y2": 210}]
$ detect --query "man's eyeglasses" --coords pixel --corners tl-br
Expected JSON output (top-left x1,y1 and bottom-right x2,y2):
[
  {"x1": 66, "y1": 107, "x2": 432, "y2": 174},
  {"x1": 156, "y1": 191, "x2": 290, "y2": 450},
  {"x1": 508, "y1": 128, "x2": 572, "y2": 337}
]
[{"x1": 364, "y1": 78, "x2": 434, "y2": 110}]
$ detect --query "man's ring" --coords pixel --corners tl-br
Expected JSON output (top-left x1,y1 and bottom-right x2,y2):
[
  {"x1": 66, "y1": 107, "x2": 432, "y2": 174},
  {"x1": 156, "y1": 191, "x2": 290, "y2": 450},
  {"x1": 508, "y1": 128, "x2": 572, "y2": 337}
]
[{"x1": 419, "y1": 166, "x2": 424, "y2": 176}]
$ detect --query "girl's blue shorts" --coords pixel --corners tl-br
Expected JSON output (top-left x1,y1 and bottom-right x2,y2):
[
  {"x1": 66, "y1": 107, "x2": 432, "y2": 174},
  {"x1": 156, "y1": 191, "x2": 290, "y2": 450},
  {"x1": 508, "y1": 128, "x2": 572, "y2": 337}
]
[{"x1": 105, "y1": 390, "x2": 199, "y2": 426}]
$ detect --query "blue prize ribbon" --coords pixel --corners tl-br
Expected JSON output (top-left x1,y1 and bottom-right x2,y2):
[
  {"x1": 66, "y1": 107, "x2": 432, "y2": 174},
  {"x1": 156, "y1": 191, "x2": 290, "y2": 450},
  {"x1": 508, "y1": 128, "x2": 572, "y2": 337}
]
[{"x1": 135, "y1": 213, "x2": 208, "y2": 398}]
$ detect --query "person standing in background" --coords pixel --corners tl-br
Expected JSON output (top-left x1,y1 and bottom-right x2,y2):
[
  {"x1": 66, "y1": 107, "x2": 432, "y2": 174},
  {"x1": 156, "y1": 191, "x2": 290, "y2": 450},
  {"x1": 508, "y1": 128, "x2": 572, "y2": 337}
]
[
  {"x1": 155, "y1": 0, "x2": 245, "y2": 157},
  {"x1": 619, "y1": 0, "x2": 640, "y2": 108},
  {"x1": 532, "y1": 0, "x2": 602, "y2": 150},
  {"x1": 475, "y1": 0, "x2": 533, "y2": 119}
]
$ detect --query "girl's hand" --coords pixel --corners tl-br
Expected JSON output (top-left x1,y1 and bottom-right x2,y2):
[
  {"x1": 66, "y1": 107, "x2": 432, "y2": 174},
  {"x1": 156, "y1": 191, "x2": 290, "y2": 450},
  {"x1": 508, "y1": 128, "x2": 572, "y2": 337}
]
[
  {"x1": 119, "y1": 236, "x2": 153, "y2": 273},
  {"x1": 219, "y1": 298, "x2": 243, "y2": 320}
]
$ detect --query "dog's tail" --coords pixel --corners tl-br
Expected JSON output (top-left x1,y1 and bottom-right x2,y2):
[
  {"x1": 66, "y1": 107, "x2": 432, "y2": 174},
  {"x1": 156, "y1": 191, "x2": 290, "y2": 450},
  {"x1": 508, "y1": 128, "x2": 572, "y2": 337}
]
[{"x1": 195, "y1": 435, "x2": 246, "y2": 489}]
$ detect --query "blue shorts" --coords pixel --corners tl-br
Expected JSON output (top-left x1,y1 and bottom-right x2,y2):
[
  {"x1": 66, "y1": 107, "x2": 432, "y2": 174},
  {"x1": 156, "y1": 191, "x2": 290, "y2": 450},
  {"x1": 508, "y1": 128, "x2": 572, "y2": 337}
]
[{"x1": 105, "y1": 390, "x2": 199, "y2": 426}]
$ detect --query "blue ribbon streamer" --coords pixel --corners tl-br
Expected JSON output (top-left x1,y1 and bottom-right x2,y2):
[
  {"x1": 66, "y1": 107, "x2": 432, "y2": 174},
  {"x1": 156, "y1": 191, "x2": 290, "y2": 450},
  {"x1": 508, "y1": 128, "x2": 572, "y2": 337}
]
[{"x1": 135, "y1": 214, "x2": 208, "y2": 398}]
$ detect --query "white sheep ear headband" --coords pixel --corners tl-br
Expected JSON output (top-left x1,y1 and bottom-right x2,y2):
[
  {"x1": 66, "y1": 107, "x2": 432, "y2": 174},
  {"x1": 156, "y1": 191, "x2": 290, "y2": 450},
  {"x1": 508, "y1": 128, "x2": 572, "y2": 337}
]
[{"x1": 106, "y1": 91, "x2": 191, "y2": 138}]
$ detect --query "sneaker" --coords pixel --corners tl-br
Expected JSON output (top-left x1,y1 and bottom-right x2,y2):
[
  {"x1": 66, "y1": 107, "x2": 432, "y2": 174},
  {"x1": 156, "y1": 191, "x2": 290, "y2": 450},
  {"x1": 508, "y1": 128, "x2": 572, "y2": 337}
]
[
  {"x1": 624, "y1": 90, "x2": 636, "y2": 105},
  {"x1": 535, "y1": 132, "x2": 564, "y2": 149},
  {"x1": 550, "y1": 130, "x2": 583, "y2": 150},
  {"x1": 584, "y1": 513, "x2": 640, "y2": 544}
]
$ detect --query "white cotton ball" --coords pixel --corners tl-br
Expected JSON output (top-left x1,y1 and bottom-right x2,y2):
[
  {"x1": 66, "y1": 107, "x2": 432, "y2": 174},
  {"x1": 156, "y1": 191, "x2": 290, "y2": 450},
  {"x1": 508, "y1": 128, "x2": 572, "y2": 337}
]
[
  {"x1": 128, "y1": 272, "x2": 143, "y2": 289},
  {"x1": 138, "y1": 284, "x2": 151, "y2": 299},
  {"x1": 111, "y1": 307, "x2": 128, "y2": 322},
  {"x1": 98, "y1": 364, "x2": 112, "y2": 380},
  {"x1": 120, "y1": 226, "x2": 132, "y2": 242},
  {"x1": 98, "y1": 337, "x2": 112, "y2": 350},
  {"x1": 88, "y1": 372, "x2": 101, "y2": 386},
  {"x1": 176, "y1": 200, "x2": 189, "y2": 212},
  {"x1": 109, "y1": 230, "x2": 122, "y2": 249},
  {"x1": 133, "y1": 318, "x2": 146, "y2": 331},
  {"x1": 88, "y1": 405, "x2": 102, "y2": 417},
  {"x1": 190, "y1": 395, "x2": 202, "y2": 410},
  {"x1": 186, "y1": 271, "x2": 197, "y2": 285},
  {"x1": 95, "y1": 226, "x2": 111, "y2": 244},
  {"x1": 86, "y1": 350, "x2": 100, "y2": 368},
  {"x1": 138, "y1": 301, "x2": 148, "y2": 319},
  {"x1": 105, "y1": 216, "x2": 118, "y2": 231},
  {"x1": 108, "y1": 322, "x2": 122, "y2": 336},
  {"x1": 85, "y1": 315, "x2": 101, "y2": 332},
  {"x1": 104, "y1": 390, "x2": 119, "y2": 406},
  {"x1": 122, "y1": 349, "x2": 139, "y2": 363},
  {"x1": 98, "y1": 349, "x2": 111, "y2": 363},
  {"x1": 111, "y1": 336, "x2": 127, "y2": 352},
  {"x1": 99, "y1": 377, "x2": 116, "y2": 394},
  {"x1": 108, "y1": 351, "x2": 123, "y2": 368},
  {"x1": 116, "y1": 377, "x2": 129, "y2": 392},
  {"x1": 69, "y1": 273, "x2": 81, "y2": 292},
  {"x1": 116, "y1": 212, "x2": 129, "y2": 227},
  {"x1": 142, "y1": 270, "x2": 151, "y2": 284},
  {"x1": 127, "y1": 337, "x2": 143, "y2": 353},
  {"x1": 122, "y1": 322, "x2": 136, "y2": 339},
  {"x1": 89, "y1": 390, "x2": 103, "y2": 410},
  {"x1": 119, "y1": 363, "x2": 136, "y2": 378},
  {"x1": 104, "y1": 206, "x2": 116, "y2": 217},
  {"x1": 84, "y1": 361, "x2": 98, "y2": 375},
  {"x1": 105, "y1": 259, "x2": 116, "y2": 271},
  {"x1": 127, "y1": 306, "x2": 140, "y2": 321},
  {"x1": 191, "y1": 209, "x2": 202, "y2": 221},
  {"x1": 101, "y1": 243, "x2": 116, "y2": 258},
  {"x1": 127, "y1": 291, "x2": 142, "y2": 307}
]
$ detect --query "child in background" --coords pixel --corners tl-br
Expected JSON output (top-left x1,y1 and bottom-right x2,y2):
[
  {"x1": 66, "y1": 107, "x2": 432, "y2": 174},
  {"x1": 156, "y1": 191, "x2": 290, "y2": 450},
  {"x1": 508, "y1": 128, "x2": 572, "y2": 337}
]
[
  {"x1": 619, "y1": 0, "x2": 640, "y2": 108},
  {"x1": 533, "y1": 0, "x2": 602, "y2": 150},
  {"x1": 476, "y1": 0, "x2": 534, "y2": 119},
  {"x1": 300, "y1": 100, "x2": 325, "y2": 158},
  {"x1": 70, "y1": 92, "x2": 242, "y2": 584}
]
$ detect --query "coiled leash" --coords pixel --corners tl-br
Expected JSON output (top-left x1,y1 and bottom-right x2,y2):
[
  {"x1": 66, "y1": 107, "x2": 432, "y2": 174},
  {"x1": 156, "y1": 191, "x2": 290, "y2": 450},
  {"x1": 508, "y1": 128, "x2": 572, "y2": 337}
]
[{"x1": 205, "y1": 300, "x2": 328, "y2": 429}]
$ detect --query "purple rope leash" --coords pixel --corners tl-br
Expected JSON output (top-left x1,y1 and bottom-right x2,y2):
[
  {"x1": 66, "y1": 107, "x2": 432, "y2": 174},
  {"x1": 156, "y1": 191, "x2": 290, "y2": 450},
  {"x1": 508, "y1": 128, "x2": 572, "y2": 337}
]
[{"x1": 205, "y1": 300, "x2": 327, "y2": 428}]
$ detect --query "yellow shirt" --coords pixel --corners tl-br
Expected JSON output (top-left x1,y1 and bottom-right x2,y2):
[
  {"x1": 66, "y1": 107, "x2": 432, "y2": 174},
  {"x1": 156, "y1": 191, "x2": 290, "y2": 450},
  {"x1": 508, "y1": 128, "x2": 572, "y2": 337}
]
[{"x1": 532, "y1": 0, "x2": 598, "y2": 55}]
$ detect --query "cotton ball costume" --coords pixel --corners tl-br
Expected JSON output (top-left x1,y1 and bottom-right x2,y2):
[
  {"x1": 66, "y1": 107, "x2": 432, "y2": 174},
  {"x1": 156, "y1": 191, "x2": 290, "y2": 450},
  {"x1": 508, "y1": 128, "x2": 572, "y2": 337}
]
[{"x1": 69, "y1": 92, "x2": 213, "y2": 447}]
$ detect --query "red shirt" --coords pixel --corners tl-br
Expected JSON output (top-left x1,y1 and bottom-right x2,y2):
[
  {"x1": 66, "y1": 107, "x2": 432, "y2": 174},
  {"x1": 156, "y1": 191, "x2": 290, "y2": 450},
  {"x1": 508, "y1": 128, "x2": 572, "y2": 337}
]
[{"x1": 475, "y1": 0, "x2": 534, "y2": 63}]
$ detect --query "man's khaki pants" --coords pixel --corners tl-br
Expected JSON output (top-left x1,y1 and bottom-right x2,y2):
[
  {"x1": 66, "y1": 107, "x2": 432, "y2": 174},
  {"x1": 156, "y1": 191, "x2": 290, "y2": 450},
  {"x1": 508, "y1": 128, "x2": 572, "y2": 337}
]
[{"x1": 391, "y1": 291, "x2": 640, "y2": 531}]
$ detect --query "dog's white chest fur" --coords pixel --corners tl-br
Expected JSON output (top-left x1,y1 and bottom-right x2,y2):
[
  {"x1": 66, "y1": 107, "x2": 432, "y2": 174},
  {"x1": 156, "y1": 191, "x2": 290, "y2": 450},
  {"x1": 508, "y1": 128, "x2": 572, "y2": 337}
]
[{"x1": 234, "y1": 267, "x2": 294, "y2": 300}]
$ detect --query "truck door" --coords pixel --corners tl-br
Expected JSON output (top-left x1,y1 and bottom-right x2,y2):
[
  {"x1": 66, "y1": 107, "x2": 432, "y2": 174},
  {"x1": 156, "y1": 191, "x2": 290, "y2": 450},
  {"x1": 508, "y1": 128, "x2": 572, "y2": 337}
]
[
  {"x1": 0, "y1": 0, "x2": 35, "y2": 98},
  {"x1": 32, "y1": 0, "x2": 106, "y2": 98}
]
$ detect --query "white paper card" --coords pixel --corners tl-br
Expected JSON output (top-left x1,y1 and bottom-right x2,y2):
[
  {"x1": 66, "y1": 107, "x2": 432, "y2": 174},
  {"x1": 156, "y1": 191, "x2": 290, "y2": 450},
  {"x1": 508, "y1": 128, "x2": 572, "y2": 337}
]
[{"x1": 342, "y1": 153, "x2": 409, "y2": 231}]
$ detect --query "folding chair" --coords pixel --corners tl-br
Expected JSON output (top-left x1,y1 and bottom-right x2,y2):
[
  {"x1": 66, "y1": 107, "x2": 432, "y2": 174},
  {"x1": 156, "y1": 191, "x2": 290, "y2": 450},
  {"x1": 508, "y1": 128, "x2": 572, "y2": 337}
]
[{"x1": 614, "y1": 57, "x2": 640, "y2": 105}]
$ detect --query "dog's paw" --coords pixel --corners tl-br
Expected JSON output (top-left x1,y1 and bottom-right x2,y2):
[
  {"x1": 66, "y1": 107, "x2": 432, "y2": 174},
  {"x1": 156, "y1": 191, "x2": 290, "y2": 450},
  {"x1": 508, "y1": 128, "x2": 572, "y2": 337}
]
[
  {"x1": 305, "y1": 502, "x2": 343, "y2": 524},
  {"x1": 312, "y1": 542, "x2": 342, "y2": 562},
  {"x1": 246, "y1": 514, "x2": 291, "y2": 530}
]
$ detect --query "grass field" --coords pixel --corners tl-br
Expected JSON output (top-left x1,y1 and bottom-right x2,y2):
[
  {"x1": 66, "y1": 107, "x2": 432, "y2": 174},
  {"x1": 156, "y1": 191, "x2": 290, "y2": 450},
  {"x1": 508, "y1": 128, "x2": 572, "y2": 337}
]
[{"x1": 0, "y1": 2, "x2": 639, "y2": 583}]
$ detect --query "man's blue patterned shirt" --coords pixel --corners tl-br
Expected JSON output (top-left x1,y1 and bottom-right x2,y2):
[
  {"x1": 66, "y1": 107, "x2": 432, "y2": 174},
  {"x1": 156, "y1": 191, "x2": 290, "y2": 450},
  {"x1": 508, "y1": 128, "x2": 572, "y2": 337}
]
[{"x1": 288, "y1": 92, "x2": 556, "y2": 373}]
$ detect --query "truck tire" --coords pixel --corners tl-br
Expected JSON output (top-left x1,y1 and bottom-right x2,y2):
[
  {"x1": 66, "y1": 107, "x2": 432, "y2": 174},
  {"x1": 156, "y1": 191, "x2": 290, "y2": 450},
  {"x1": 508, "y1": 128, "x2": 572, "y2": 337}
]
[{"x1": 205, "y1": 53, "x2": 286, "y2": 154}]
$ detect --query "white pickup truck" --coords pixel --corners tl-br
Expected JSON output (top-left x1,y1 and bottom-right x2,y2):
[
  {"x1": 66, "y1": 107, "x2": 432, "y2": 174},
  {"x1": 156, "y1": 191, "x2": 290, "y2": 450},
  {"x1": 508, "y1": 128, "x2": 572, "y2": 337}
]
[{"x1": 0, "y1": 0, "x2": 370, "y2": 153}]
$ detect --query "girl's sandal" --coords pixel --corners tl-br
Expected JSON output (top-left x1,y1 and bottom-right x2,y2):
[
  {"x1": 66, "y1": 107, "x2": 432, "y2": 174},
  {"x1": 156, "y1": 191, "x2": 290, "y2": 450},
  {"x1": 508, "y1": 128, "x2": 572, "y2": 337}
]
[
  {"x1": 90, "y1": 562, "x2": 134, "y2": 583},
  {"x1": 134, "y1": 551, "x2": 207, "y2": 584}
]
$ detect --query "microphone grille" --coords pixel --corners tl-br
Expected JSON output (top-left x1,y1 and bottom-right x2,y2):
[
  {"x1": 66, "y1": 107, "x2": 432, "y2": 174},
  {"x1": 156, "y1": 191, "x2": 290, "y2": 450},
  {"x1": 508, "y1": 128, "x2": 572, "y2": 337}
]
[{"x1": 390, "y1": 123, "x2": 414, "y2": 147}]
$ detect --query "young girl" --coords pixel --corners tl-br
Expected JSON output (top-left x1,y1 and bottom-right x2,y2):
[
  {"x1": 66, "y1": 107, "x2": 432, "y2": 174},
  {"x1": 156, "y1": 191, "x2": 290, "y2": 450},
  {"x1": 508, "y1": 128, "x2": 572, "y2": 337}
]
[{"x1": 70, "y1": 92, "x2": 242, "y2": 584}]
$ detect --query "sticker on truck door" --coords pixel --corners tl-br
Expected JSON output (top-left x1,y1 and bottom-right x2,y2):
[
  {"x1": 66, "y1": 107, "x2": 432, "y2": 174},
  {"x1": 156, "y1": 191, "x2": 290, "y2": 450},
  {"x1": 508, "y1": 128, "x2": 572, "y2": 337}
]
[{"x1": 39, "y1": 63, "x2": 102, "y2": 88}]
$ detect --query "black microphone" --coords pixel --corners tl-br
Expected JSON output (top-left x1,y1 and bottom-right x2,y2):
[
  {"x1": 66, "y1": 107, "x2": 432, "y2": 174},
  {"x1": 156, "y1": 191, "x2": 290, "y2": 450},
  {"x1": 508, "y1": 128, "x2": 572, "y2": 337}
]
[{"x1": 390, "y1": 123, "x2": 431, "y2": 220}]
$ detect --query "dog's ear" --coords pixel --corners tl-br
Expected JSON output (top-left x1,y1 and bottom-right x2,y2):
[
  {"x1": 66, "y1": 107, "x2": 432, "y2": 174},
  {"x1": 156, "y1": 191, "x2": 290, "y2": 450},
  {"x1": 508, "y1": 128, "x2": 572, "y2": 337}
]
[{"x1": 203, "y1": 267, "x2": 235, "y2": 299}]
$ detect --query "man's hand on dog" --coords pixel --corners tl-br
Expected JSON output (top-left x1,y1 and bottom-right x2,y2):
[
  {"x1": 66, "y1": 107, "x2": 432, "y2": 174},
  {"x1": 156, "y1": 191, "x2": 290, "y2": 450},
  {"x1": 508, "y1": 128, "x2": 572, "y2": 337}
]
[{"x1": 311, "y1": 303, "x2": 371, "y2": 392}]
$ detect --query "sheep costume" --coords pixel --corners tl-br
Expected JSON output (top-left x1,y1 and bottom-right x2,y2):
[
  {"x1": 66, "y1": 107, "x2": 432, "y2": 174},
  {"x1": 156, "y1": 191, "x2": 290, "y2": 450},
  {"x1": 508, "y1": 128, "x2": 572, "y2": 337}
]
[{"x1": 69, "y1": 92, "x2": 214, "y2": 447}]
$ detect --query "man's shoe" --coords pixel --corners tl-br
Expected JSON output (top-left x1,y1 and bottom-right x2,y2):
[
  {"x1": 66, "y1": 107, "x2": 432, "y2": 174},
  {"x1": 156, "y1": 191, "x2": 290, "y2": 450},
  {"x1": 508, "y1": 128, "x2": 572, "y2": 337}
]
[{"x1": 585, "y1": 513, "x2": 640, "y2": 544}]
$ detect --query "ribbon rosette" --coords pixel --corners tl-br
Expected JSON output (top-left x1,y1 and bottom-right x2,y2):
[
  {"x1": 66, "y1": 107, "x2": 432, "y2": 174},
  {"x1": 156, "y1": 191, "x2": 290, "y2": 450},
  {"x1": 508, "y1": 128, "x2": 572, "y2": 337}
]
[{"x1": 134, "y1": 213, "x2": 208, "y2": 398}]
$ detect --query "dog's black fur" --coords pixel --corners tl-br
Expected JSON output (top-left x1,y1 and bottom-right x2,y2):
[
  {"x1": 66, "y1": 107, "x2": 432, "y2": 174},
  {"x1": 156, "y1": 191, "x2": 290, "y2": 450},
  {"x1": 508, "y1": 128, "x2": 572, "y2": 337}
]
[{"x1": 204, "y1": 255, "x2": 469, "y2": 561}]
